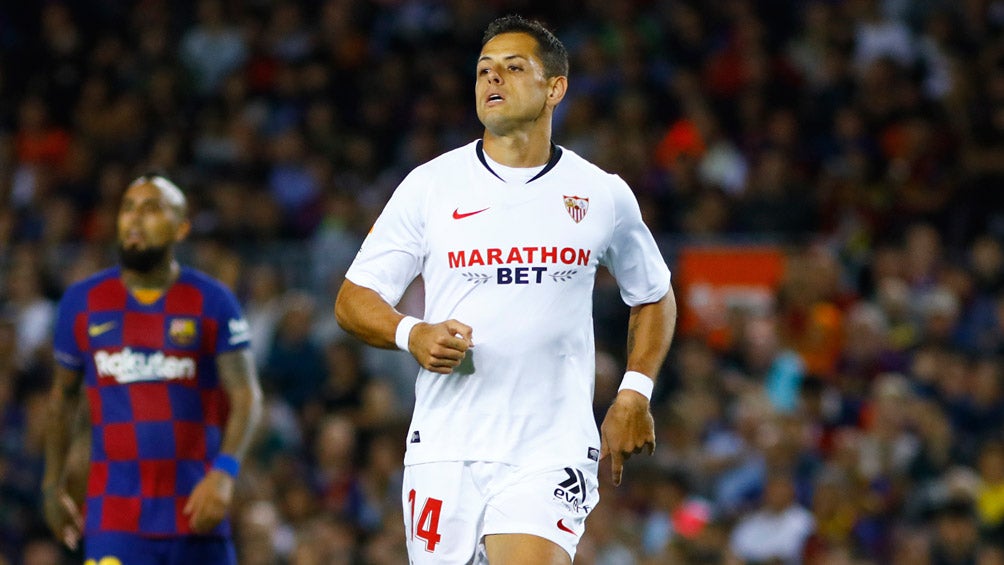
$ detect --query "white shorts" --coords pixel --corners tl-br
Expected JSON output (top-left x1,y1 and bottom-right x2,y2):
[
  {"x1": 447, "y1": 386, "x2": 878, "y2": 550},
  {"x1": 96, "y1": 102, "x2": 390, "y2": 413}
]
[{"x1": 402, "y1": 460, "x2": 599, "y2": 564}]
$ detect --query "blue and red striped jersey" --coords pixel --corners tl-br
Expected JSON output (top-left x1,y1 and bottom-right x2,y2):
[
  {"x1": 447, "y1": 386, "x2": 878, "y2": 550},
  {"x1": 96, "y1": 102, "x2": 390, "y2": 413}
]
[{"x1": 53, "y1": 266, "x2": 251, "y2": 538}]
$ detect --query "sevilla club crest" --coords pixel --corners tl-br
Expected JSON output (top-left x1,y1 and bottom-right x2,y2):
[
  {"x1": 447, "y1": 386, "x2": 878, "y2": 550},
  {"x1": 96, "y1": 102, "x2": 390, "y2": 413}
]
[{"x1": 563, "y1": 195, "x2": 589, "y2": 223}]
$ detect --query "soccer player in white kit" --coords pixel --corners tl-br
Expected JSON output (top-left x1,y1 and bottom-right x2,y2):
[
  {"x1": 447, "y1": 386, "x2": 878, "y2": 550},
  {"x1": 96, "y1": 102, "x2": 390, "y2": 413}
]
[{"x1": 335, "y1": 15, "x2": 677, "y2": 564}]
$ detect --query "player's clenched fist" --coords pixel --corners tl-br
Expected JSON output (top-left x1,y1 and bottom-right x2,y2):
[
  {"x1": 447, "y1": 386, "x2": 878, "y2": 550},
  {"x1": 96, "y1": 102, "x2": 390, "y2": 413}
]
[{"x1": 408, "y1": 320, "x2": 473, "y2": 374}]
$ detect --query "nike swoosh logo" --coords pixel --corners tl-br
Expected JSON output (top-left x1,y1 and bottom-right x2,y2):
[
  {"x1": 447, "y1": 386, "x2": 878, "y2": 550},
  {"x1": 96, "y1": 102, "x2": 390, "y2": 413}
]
[
  {"x1": 452, "y1": 207, "x2": 490, "y2": 219},
  {"x1": 88, "y1": 321, "x2": 117, "y2": 337},
  {"x1": 557, "y1": 519, "x2": 575, "y2": 535}
]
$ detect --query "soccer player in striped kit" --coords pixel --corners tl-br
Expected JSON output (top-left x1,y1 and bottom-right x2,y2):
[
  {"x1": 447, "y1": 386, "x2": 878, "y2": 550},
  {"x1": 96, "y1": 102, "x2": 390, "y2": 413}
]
[
  {"x1": 42, "y1": 174, "x2": 262, "y2": 564},
  {"x1": 336, "y1": 15, "x2": 677, "y2": 564}
]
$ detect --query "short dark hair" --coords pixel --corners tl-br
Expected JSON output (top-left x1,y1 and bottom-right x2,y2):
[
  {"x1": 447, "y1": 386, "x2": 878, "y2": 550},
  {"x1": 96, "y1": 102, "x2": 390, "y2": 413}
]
[{"x1": 483, "y1": 15, "x2": 568, "y2": 78}]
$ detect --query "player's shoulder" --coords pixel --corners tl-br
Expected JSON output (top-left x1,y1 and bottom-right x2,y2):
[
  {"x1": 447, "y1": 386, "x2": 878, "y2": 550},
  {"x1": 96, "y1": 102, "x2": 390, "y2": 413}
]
[
  {"x1": 410, "y1": 140, "x2": 481, "y2": 176},
  {"x1": 59, "y1": 266, "x2": 121, "y2": 303},
  {"x1": 66, "y1": 266, "x2": 120, "y2": 290},
  {"x1": 554, "y1": 145, "x2": 631, "y2": 192},
  {"x1": 435, "y1": 140, "x2": 482, "y2": 165},
  {"x1": 391, "y1": 140, "x2": 481, "y2": 200},
  {"x1": 177, "y1": 267, "x2": 237, "y2": 298},
  {"x1": 554, "y1": 145, "x2": 614, "y2": 176}
]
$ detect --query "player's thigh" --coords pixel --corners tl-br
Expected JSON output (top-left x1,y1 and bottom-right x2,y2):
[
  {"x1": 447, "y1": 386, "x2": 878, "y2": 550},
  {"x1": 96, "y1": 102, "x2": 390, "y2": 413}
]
[
  {"x1": 165, "y1": 536, "x2": 236, "y2": 565},
  {"x1": 482, "y1": 463, "x2": 599, "y2": 563},
  {"x1": 85, "y1": 532, "x2": 161, "y2": 565},
  {"x1": 484, "y1": 533, "x2": 571, "y2": 565},
  {"x1": 403, "y1": 461, "x2": 483, "y2": 564}
]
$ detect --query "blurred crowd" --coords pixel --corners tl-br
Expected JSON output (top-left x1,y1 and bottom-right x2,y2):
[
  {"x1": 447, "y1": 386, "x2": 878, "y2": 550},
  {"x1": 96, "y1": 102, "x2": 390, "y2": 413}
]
[{"x1": 2, "y1": 0, "x2": 1004, "y2": 563}]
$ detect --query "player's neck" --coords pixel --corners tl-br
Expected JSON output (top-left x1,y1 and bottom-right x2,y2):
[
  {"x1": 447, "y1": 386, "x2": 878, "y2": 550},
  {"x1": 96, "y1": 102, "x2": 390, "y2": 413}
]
[
  {"x1": 482, "y1": 125, "x2": 552, "y2": 168},
  {"x1": 122, "y1": 260, "x2": 180, "y2": 291}
]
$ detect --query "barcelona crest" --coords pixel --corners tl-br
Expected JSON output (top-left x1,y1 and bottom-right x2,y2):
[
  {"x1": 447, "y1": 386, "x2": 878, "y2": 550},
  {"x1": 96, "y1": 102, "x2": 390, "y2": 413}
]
[
  {"x1": 563, "y1": 195, "x2": 589, "y2": 223},
  {"x1": 169, "y1": 318, "x2": 198, "y2": 347}
]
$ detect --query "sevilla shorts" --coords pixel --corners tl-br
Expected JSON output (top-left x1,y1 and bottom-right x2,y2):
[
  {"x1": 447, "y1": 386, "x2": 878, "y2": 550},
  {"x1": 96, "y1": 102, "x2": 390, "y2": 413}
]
[
  {"x1": 84, "y1": 532, "x2": 236, "y2": 565},
  {"x1": 402, "y1": 460, "x2": 599, "y2": 563}
]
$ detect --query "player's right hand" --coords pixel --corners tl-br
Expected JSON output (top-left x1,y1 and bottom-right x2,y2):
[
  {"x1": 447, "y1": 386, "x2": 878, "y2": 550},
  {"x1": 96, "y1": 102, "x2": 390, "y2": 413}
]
[
  {"x1": 599, "y1": 390, "x2": 656, "y2": 486},
  {"x1": 408, "y1": 319, "x2": 473, "y2": 374},
  {"x1": 183, "y1": 469, "x2": 234, "y2": 534},
  {"x1": 41, "y1": 484, "x2": 83, "y2": 550}
]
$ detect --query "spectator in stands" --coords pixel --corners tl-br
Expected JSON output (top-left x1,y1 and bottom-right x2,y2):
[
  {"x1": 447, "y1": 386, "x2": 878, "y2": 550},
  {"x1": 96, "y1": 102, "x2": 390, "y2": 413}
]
[
  {"x1": 727, "y1": 468, "x2": 815, "y2": 565},
  {"x1": 262, "y1": 291, "x2": 326, "y2": 411},
  {"x1": 179, "y1": 0, "x2": 249, "y2": 96}
]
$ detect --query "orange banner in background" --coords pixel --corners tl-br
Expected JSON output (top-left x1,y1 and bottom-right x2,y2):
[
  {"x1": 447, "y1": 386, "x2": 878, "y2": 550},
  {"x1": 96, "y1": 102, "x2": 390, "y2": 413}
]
[{"x1": 676, "y1": 246, "x2": 786, "y2": 349}]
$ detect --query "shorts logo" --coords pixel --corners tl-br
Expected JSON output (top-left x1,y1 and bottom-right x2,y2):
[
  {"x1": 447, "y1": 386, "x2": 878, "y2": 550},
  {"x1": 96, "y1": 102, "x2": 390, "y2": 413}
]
[
  {"x1": 563, "y1": 195, "x2": 589, "y2": 223},
  {"x1": 587, "y1": 447, "x2": 599, "y2": 461},
  {"x1": 169, "y1": 318, "x2": 198, "y2": 346},
  {"x1": 554, "y1": 467, "x2": 590, "y2": 514},
  {"x1": 557, "y1": 519, "x2": 576, "y2": 535},
  {"x1": 410, "y1": 431, "x2": 421, "y2": 443}
]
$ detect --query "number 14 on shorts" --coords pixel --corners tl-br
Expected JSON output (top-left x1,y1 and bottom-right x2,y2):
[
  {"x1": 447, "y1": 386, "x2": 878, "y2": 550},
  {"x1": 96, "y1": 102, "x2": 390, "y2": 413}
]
[{"x1": 408, "y1": 489, "x2": 443, "y2": 552}]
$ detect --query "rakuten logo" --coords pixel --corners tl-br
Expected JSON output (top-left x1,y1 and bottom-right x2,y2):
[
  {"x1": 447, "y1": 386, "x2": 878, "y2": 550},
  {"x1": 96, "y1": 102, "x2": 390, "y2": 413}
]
[{"x1": 94, "y1": 348, "x2": 196, "y2": 383}]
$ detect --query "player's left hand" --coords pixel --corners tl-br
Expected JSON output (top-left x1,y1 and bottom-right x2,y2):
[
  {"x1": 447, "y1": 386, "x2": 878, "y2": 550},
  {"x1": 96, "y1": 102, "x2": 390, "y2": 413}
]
[
  {"x1": 599, "y1": 390, "x2": 655, "y2": 486},
  {"x1": 183, "y1": 469, "x2": 234, "y2": 533},
  {"x1": 41, "y1": 484, "x2": 83, "y2": 550}
]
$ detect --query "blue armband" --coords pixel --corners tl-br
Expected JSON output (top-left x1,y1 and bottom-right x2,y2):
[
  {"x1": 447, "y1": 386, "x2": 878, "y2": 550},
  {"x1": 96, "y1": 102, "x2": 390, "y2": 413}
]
[{"x1": 211, "y1": 454, "x2": 240, "y2": 478}]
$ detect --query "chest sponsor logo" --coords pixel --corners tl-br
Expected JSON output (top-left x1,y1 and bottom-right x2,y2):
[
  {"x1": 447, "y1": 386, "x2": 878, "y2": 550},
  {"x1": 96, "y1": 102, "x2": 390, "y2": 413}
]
[
  {"x1": 448, "y1": 246, "x2": 590, "y2": 286},
  {"x1": 94, "y1": 348, "x2": 196, "y2": 383},
  {"x1": 564, "y1": 195, "x2": 589, "y2": 223},
  {"x1": 169, "y1": 318, "x2": 198, "y2": 346}
]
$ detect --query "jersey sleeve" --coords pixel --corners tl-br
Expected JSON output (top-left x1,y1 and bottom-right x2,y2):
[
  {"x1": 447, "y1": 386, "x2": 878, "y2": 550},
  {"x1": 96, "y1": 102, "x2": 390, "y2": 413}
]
[
  {"x1": 212, "y1": 286, "x2": 252, "y2": 354},
  {"x1": 600, "y1": 175, "x2": 672, "y2": 306},
  {"x1": 52, "y1": 287, "x2": 84, "y2": 371},
  {"x1": 344, "y1": 169, "x2": 427, "y2": 306}
]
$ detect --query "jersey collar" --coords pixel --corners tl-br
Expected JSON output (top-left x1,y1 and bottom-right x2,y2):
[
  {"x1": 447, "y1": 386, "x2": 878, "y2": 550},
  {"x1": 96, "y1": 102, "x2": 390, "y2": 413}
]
[{"x1": 475, "y1": 139, "x2": 563, "y2": 183}]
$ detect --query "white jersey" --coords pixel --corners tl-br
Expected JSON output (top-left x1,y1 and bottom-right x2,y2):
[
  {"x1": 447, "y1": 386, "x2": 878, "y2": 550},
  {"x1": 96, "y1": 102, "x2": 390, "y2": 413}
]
[{"x1": 346, "y1": 140, "x2": 671, "y2": 467}]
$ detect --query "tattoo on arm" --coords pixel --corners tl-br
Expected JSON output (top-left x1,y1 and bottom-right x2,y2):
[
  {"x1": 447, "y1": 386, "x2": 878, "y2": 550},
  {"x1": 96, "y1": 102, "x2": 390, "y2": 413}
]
[
  {"x1": 72, "y1": 401, "x2": 91, "y2": 442},
  {"x1": 215, "y1": 349, "x2": 263, "y2": 461},
  {"x1": 59, "y1": 373, "x2": 83, "y2": 399},
  {"x1": 626, "y1": 309, "x2": 640, "y2": 354},
  {"x1": 623, "y1": 293, "x2": 677, "y2": 379},
  {"x1": 216, "y1": 349, "x2": 258, "y2": 392},
  {"x1": 44, "y1": 366, "x2": 84, "y2": 487}
]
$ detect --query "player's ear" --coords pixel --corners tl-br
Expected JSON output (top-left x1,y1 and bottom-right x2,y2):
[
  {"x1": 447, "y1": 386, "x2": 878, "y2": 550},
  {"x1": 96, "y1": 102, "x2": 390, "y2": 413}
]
[
  {"x1": 546, "y1": 76, "x2": 567, "y2": 107},
  {"x1": 175, "y1": 218, "x2": 191, "y2": 242}
]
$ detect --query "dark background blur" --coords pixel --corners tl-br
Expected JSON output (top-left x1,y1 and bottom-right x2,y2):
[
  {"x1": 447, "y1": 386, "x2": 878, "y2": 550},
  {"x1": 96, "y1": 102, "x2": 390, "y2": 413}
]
[{"x1": 2, "y1": 0, "x2": 1004, "y2": 563}]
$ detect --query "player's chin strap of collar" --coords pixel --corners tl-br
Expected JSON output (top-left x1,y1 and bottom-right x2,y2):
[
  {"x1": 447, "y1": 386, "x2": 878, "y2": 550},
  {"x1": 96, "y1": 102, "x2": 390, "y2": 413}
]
[{"x1": 475, "y1": 139, "x2": 563, "y2": 183}]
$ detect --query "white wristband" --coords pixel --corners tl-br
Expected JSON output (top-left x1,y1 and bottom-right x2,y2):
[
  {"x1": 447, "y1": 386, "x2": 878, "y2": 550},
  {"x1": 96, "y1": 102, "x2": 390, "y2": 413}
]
[
  {"x1": 618, "y1": 371, "x2": 654, "y2": 401},
  {"x1": 395, "y1": 316, "x2": 422, "y2": 352}
]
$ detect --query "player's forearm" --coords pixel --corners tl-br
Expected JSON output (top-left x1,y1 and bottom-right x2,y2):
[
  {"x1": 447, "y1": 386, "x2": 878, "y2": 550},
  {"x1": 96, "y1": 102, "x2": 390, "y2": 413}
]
[
  {"x1": 624, "y1": 286, "x2": 677, "y2": 382},
  {"x1": 43, "y1": 369, "x2": 83, "y2": 488},
  {"x1": 335, "y1": 279, "x2": 408, "y2": 349},
  {"x1": 216, "y1": 350, "x2": 263, "y2": 462},
  {"x1": 219, "y1": 386, "x2": 261, "y2": 461}
]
